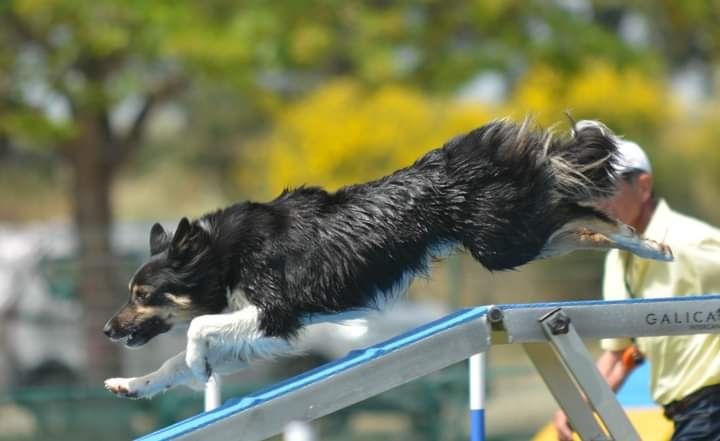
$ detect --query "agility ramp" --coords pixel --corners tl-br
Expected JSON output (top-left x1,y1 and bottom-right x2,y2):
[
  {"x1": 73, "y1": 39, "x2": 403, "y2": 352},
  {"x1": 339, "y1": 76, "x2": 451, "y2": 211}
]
[{"x1": 138, "y1": 294, "x2": 720, "y2": 441}]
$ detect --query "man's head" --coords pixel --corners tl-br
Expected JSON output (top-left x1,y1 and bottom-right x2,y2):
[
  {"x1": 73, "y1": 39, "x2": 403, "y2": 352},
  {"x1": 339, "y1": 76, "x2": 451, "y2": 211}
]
[
  {"x1": 603, "y1": 135, "x2": 655, "y2": 232},
  {"x1": 572, "y1": 120, "x2": 655, "y2": 232}
]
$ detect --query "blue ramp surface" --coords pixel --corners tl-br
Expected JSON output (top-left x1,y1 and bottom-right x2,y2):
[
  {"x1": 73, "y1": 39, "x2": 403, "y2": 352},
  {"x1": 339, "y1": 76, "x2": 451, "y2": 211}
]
[{"x1": 138, "y1": 306, "x2": 489, "y2": 440}]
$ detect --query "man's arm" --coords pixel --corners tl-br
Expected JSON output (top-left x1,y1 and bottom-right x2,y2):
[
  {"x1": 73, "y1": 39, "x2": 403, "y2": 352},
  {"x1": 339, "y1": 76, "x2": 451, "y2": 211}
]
[
  {"x1": 596, "y1": 349, "x2": 637, "y2": 391},
  {"x1": 553, "y1": 349, "x2": 637, "y2": 441}
]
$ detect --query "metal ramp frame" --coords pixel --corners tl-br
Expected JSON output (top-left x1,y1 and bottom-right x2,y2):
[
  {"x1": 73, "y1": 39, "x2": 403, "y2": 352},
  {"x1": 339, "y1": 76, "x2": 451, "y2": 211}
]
[{"x1": 138, "y1": 294, "x2": 720, "y2": 441}]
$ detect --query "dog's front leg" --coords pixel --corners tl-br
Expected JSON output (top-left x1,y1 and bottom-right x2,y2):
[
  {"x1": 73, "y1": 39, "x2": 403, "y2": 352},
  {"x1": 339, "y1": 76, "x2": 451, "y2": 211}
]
[
  {"x1": 185, "y1": 307, "x2": 291, "y2": 382},
  {"x1": 105, "y1": 351, "x2": 252, "y2": 399},
  {"x1": 185, "y1": 309, "x2": 260, "y2": 382},
  {"x1": 104, "y1": 351, "x2": 202, "y2": 399}
]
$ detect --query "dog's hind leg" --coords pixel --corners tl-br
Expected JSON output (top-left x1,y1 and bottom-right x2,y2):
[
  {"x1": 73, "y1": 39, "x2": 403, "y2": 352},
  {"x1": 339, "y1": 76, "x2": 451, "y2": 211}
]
[{"x1": 539, "y1": 216, "x2": 673, "y2": 261}]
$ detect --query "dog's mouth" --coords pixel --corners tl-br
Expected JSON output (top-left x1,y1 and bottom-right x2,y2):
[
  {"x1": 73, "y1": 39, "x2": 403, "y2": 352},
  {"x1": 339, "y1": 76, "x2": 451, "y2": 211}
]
[
  {"x1": 116, "y1": 332, "x2": 150, "y2": 348},
  {"x1": 109, "y1": 318, "x2": 172, "y2": 348}
]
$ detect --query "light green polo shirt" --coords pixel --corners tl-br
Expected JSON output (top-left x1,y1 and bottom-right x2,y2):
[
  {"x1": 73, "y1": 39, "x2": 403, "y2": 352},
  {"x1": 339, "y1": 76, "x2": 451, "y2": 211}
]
[{"x1": 600, "y1": 199, "x2": 720, "y2": 405}]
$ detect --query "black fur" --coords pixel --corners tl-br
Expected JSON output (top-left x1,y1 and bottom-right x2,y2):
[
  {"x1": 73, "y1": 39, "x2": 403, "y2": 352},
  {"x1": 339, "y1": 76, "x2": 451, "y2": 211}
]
[{"x1": 127, "y1": 120, "x2": 618, "y2": 341}]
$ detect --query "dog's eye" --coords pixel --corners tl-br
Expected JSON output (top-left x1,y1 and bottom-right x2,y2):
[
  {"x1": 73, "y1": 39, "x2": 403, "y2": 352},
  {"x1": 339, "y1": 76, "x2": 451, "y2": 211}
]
[{"x1": 133, "y1": 286, "x2": 152, "y2": 301}]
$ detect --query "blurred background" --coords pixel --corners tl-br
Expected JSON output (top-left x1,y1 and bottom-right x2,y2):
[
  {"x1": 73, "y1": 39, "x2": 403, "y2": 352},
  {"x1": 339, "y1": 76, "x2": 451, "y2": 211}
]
[{"x1": 1, "y1": 1, "x2": 719, "y2": 440}]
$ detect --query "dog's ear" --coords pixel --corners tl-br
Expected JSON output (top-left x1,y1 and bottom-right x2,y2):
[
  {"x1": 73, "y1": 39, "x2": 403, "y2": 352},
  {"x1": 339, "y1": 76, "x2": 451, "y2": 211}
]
[
  {"x1": 171, "y1": 217, "x2": 192, "y2": 251},
  {"x1": 149, "y1": 223, "x2": 169, "y2": 255},
  {"x1": 169, "y1": 217, "x2": 211, "y2": 260}
]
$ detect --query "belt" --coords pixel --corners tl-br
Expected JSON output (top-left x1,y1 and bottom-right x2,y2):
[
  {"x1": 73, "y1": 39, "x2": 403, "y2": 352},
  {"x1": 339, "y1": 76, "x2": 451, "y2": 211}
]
[{"x1": 663, "y1": 384, "x2": 720, "y2": 419}]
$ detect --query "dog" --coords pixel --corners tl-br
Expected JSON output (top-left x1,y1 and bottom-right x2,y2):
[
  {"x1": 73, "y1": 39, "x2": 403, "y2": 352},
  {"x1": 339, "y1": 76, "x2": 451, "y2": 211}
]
[{"x1": 103, "y1": 118, "x2": 672, "y2": 399}]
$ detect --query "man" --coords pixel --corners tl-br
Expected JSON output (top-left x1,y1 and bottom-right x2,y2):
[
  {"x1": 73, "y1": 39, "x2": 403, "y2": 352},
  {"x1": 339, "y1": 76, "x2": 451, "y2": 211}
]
[{"x1": 554, "y1": 121, "x2": 720, "y2": 441}]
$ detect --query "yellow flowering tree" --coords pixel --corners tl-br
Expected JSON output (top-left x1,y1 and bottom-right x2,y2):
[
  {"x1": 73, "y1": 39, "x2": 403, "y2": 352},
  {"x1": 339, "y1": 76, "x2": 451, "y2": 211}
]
[
  {"x1": 240, "y1": 80, "x2": 493, "y2": 197},
  {"x1": 508, "y1": 61, "x2": 673, "y2": 137},
  {"x1": 238, "y1": 62, "x2": 674, "y2": 199}
]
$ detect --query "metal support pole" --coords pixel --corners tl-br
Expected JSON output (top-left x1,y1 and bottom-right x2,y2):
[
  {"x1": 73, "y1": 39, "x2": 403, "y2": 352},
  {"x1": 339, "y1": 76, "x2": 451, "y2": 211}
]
[
  {"x1": 524, "y1": 342, "x2": 610, "y2": 441},
  {"x1": 537, "y1": 309, "x2": 641, "y2": 441},
  {"x1": 283, "y1": 421, "x2": 317, "y2": 441},
  {"x1": 468, "y1": 353, "x2": 486, "y2": 441},
  {"x1": 204, "y1": 374, "x2": 222, "y2": 412}
]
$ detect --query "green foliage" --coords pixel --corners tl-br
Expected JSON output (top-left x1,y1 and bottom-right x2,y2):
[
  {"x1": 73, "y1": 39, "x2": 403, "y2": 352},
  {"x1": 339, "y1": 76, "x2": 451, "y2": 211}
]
[
  {"x1": 0, "y1": 0, "x2": 671, "y2": 160},
  {"x1": 0, "y1": 0, "x2": 719, "y2": 221}
]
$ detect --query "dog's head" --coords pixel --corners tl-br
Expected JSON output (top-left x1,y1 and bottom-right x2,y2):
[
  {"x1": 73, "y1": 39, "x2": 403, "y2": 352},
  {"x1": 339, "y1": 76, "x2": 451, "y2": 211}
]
[{"x1": 103, "y1": 218, "x2": 228, "y2": 347}]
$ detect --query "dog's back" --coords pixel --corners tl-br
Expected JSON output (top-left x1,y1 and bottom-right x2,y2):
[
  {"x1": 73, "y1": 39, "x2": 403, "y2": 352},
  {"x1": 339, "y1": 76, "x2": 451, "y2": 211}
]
[{"x1": 247, "y1": 120, "x2": 621, "y2": 332}]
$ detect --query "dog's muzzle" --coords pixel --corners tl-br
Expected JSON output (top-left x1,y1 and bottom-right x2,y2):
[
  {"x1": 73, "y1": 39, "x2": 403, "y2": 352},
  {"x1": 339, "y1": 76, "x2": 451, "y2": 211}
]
[{"x1": 103, "y1": 316, "x2": 171, "y2": 348}]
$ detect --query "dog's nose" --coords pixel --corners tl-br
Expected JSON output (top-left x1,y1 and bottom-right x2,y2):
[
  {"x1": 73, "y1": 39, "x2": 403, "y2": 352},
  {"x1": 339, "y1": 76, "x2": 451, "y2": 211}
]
[{"x1": 103, "y1": 321, "x2": 116, "y2": 338}]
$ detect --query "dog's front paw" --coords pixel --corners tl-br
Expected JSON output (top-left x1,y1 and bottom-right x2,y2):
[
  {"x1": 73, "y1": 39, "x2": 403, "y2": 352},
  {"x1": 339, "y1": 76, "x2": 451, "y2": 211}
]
[
  {"x1": 185, "y1": 340, "x2": 212, "y2": 383},
  {"x1": 105, "y1": 377, "x2": 143, "y2": 399},
  {"x1": 186, "y1": 317, "x2": 215, "y2": 383}
]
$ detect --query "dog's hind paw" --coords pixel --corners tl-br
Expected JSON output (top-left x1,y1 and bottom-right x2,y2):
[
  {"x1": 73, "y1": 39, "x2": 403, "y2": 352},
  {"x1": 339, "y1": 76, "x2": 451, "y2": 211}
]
[
  {"x1": 609, "y1": 231, "x2": 674, "y2": 262},
  {"x1": 105, "y1": 377, "x2": 142, "y2": 399}
]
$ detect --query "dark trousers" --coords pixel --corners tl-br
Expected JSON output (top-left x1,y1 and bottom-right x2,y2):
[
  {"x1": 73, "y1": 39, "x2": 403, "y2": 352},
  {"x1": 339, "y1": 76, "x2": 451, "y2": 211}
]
[{"x1": 668, "y1": 391, "x2": 720, "y2": 441}]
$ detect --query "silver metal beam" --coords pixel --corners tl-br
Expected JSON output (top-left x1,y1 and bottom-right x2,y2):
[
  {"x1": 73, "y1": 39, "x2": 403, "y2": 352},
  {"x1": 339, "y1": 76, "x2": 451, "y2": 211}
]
[{"x1": 497, "y1": 295, "x2": 720, "y2": 343}]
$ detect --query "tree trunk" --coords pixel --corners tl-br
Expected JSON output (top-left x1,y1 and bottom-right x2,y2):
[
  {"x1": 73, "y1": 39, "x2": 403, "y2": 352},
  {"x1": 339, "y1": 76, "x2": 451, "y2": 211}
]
[{"x1": 69, "y1": 117, "x2": 122, "y2": 382}]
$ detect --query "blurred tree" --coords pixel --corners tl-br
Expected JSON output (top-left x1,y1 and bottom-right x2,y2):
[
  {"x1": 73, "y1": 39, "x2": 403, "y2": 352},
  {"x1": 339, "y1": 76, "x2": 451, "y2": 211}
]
[
  {"x1": 0, "y1": 1, "x2": 188, "y2": 380},
  {"x1": 632, "y1": 0, "x2": 720, "y2": 68},
  {"x1": 0, "y1": 0, "x2": 676, "y2": 382}
]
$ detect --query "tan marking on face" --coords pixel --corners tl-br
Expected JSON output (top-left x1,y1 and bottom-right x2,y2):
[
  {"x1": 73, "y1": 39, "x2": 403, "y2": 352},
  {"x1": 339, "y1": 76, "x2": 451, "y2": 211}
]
[
  {"x1": 165, "y1": 293, "x2": 193, "y2": 307},
  {"x1": 129, "y1": 299, "x2": 199, "y2": 326},
  {"x1": 133, "y1": 304, "x2": 182, "y2": 323},
  {"x1": 134, "y1": 304, "x2": 166, "y2": 317}
]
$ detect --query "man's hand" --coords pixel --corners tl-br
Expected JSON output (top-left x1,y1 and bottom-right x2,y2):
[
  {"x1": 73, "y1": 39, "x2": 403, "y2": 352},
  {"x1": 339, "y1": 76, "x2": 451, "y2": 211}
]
[{"x1": 553, "y1": 409, "x2": 575, "y2": 441}]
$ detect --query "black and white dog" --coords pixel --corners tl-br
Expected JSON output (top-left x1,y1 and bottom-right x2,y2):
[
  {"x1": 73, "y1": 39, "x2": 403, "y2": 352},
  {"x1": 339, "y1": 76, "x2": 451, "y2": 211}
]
[{"x1": 103, "y1": 119, "x2": 672, "y2": 399}]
